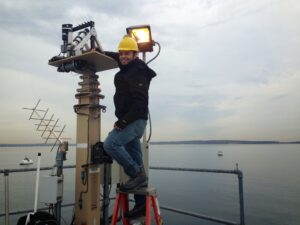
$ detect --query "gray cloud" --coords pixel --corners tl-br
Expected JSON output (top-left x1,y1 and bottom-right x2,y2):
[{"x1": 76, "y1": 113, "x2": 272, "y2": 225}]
[{"x1": 0, "y1": 0, "x2": 300, "y2": 143}]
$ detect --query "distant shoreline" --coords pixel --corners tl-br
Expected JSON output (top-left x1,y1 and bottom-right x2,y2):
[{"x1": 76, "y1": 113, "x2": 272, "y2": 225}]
[
  {"x1": 1, "y1": 140, "x2": 299, "y2": 147},
  {"x1": 150, "y1": 140, "x2": 300, "y2": 145}
]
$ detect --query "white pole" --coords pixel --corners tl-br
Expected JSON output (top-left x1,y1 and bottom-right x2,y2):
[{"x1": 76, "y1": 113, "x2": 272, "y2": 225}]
[
  {"x1": 142, "y1": 52, "x2": 147, "y2": 144},
  {"x1": 33, "y1": 153, "x2": 41, "y2": 213},
  {"x1": 141, "y1": 52, "x2": 149, "y2": 176}
]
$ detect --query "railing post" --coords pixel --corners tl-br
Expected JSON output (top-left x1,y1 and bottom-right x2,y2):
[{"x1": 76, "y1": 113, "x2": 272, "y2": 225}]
[
  {"x1": 237, "y1": 170, "x2": 245, "y2": 225},
  {"x1": 54, "y1": 150, "x2": 64, "y2": 225},
  {"x1": 4, "y1": 170, "x2": 10, "y2": 225}
]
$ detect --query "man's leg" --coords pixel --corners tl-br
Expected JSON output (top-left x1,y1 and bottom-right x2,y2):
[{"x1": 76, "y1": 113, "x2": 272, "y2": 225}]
[
  {"x1": 124, "y1": 138, "x2": 143, "y2": 171},
  {"x1": 104, "y1": 119, "x2": 147, "y2": 189},
  {"x1": 104, "y1": 120, "x2": 145, "y2": 177},
  {"x1": 124, "y1": 138, "x2": 147, "y2": 218}
]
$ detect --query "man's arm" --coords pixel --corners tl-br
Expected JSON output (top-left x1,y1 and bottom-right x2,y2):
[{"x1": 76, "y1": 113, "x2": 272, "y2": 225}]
[{"x1": 104, "y1": 51, "x2": 121, "y2": 67}]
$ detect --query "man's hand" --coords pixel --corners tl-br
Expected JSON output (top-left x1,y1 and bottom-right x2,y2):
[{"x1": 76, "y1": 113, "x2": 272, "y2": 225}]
[
  {"x1": 114, "y1": 119, "x2": 127, "y2": 130},
  {"x1": 114, "y1": 123, "x2": 122, "y2": 130}
]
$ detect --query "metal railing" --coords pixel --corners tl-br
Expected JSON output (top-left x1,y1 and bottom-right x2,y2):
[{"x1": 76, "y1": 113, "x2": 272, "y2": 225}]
[
  {"x1": 1, "y1": 165, "x2": 245, "y2": 225},
  {"x1": 150, "y1": 166, "x2": 245, "y2": 225}
]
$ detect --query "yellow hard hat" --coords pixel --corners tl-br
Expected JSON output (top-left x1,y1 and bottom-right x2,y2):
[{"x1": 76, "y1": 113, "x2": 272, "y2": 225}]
[{"x1": 118, "y1": 35, "x2": 139, "y2": 52}]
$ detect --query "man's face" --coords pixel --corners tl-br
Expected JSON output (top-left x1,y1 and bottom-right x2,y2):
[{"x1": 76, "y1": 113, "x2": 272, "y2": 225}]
[{"x1": 119, "y1": 51, "x2": 136, "y2": 65}]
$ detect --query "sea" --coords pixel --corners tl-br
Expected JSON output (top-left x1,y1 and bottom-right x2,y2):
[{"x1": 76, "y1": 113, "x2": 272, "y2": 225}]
[{"x1": 0, "y1": 144, "x2": 299, "y2": 225}]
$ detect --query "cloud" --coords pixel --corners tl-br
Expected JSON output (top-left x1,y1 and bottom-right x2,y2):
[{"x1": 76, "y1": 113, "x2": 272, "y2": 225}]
[
  {"x1": 0, "y1": 0, "x2": 300, "y2": 143},
  {"x1": 212, "y1": 71, "x2": 300, "y2": 141}
]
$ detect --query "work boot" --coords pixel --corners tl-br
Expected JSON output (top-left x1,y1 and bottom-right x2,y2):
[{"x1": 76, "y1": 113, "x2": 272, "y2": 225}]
[
  {"x1": 119, "y1": 169, "x2": 148, "y2": 191},
  {"x1": 125, "y1": 203, "x2": 146, "y2": 219}
]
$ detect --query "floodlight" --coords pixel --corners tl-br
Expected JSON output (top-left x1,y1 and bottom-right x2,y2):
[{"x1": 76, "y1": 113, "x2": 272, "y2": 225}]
[{"x1": 126, "y1": 25, "x2": 154, "y2": 52}]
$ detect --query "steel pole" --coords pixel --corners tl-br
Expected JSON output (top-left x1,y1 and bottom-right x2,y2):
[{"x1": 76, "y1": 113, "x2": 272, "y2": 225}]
[
  {"x1": 237, "y1": 170, "x2": 245, "y2": 225},
  {"x1": 4, "y1": 170, "x2": 10, "y2": 225},
  {"x1": 102, "y1": 162, "x2": 110, "y2": 225}
]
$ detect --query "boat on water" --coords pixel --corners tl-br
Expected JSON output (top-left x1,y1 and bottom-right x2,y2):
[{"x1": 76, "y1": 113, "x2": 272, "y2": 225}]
[
  {"x1": 217, "y1": 151, "x2": 223, "y2": 156},
  {"x1": 19, "y1": 157, "x2": 33, "y2": 165}
]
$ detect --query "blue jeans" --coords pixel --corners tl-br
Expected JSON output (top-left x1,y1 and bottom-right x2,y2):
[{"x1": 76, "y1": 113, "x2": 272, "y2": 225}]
[{"x1": 103, "y1": 119, "x2": 147, "y2": 178}]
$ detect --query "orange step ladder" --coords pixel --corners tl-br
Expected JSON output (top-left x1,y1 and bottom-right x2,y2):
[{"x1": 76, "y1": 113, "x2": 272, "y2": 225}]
[{"x1": 110, "y1": 187, "x2": 163, "y2": 225}]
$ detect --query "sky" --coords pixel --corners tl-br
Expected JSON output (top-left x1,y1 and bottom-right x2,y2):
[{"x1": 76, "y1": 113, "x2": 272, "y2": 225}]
[{"x1": 0, "y1": 0, "x2": 299, "y2": 143}]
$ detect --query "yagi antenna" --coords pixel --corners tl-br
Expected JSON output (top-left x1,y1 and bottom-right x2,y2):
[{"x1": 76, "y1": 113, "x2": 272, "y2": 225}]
[{"x1": 23, "y1": 99, "x2": 71, "y2": 151}]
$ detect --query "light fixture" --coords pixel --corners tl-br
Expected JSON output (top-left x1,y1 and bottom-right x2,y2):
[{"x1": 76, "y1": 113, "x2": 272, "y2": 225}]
[{"x1": 126, "y1": 24, "x2": 154, "y2": 52}]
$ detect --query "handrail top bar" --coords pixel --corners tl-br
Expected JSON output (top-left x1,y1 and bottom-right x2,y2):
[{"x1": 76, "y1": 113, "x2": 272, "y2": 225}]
[
  {"x1": 1, "y1": 165, "x2": 242, "y2": 176},
  {"x1": 149, "y1": 166, "x2": 243, "y2": 176},
  {"x1": 0, "y1": 165, "x2": 76, "y2": 174}
]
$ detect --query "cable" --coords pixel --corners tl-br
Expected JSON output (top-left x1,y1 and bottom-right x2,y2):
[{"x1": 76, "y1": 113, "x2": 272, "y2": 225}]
[
  {"x1": 147, "y1": 109, "x2": 152, "y2": 143},
  {"x1": 145, "y1": 41, "x2": 161, "y2": 143},
  {"x1": 60, "y1": 214, "x2": 68, "y2": 225},
  {"x1": 146, "y1": 41, "x2": 161, "y2": 65},
  {"x1": 69, "y1": 206, "x2": 75, "y2": 225}
]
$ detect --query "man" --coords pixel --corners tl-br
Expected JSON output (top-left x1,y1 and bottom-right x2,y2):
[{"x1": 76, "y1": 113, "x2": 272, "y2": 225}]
[{"x1": 103, "y1": 35, "x2": 156, "y2": 219}]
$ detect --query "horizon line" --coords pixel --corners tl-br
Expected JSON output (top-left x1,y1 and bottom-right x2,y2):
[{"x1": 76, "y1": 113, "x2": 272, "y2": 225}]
[{"x1": 0, "y1": 139, "x2": 300, "y2": 146}]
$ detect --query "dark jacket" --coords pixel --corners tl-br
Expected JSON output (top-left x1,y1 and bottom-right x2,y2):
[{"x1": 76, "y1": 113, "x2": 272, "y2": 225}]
[{"x1": 105, "y1": 52, "x2": 156, "y2": 126}]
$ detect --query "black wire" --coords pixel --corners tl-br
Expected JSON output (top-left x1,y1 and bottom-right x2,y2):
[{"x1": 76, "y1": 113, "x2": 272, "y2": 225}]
[
  {"x1": 147, "y1": 109, "x2": 152, "y2": 143},
  {"x1": 146, "y1": 41, "x2": 161, "y2": 65},
  {"x1": 145, "y1": 41, "x2": 161, "y2": 143},
  {"x1": 61, "y1": 215, "x2": 68, "y2": 225},
  {"x1": 69, "y1": 206, "x2": 75, "y2": 225}
]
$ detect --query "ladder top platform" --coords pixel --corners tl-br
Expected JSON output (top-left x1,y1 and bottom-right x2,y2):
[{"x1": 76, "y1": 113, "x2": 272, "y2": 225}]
[{"x1": 117, "y1": 187, "x2": 157, "y2": 196}]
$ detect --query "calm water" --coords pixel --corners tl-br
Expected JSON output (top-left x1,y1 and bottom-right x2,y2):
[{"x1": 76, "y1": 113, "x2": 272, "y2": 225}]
[{"x1": 0, "y1": 144, "x2": 299, "y2": 225}]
